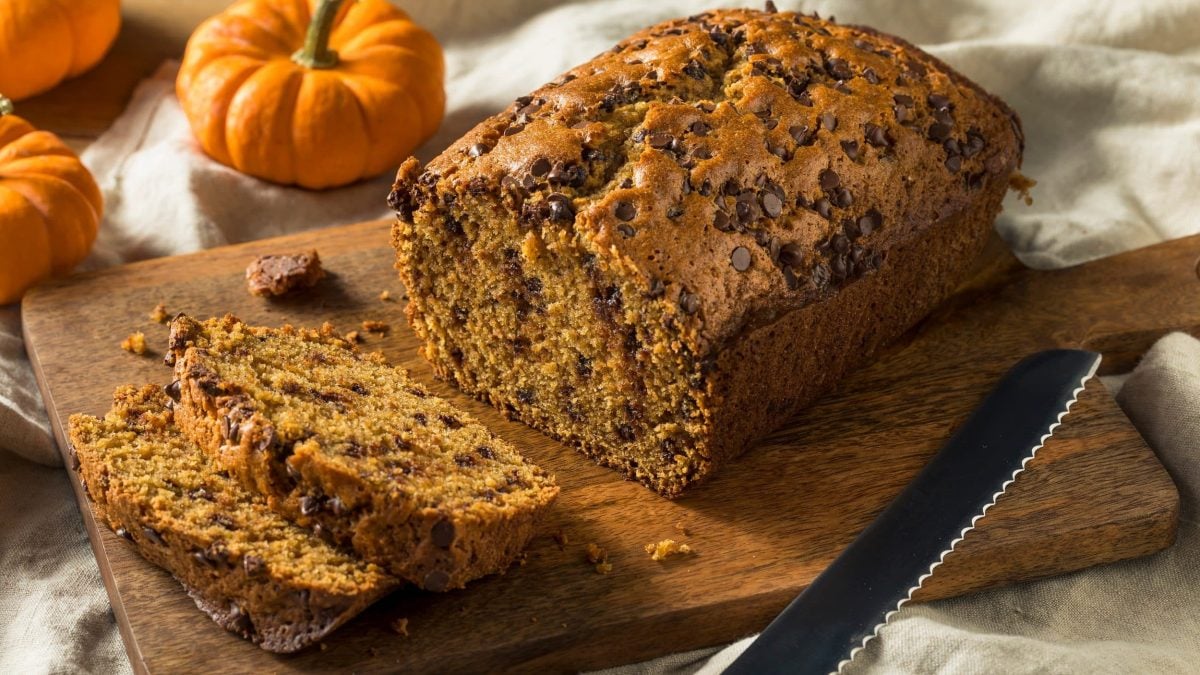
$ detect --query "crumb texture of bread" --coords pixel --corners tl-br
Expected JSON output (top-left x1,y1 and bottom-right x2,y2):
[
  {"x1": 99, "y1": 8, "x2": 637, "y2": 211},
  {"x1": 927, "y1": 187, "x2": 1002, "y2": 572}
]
[
  {"x1": 389, "y1": 8, "x2": 1023, "y2": 496},
  {"x1": 67, "y1": 385, "x2": 397, "y2": 653},
  {"x1": 245, "y1": 250, "x2": 325, "y2": 297},
  {"x1": 167, "y1": 315, "x2": 559, "y2": 592}
]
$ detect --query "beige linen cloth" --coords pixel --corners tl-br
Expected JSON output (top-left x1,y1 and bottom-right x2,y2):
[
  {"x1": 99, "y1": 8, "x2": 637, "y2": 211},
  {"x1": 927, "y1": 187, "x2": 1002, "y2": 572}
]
[{"x1": 1, "y1": 1, "x2": 1198, "y2": 672}]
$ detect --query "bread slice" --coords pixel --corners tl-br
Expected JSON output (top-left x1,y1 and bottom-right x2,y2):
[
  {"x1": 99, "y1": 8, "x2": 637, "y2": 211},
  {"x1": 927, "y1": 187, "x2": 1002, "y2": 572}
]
[
  {"x1": 68, "y1": 385, "x2": 398, "y2": 653},
  {"x1": 167, "y1": 315, "x2": 559, "y2": 592}
]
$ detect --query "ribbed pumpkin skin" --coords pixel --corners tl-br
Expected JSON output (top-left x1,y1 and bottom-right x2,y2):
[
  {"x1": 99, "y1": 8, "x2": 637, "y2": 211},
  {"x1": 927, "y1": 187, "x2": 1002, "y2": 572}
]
[
  {"x1": 0, "y1": 0, "x2": 122, "y2": 101},
  {"x1": 176, "y1": 0, "x2": 445, "y2": 190},
  {"x1": 0, "y1": 113, "x2": 103, "y2": 304}
]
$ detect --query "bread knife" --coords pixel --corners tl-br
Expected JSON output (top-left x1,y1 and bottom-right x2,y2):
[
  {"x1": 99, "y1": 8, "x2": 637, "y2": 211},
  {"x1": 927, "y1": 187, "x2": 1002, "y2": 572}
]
[{"x1": 725, "y1": 349, "x2": 1101, "y2": 675}]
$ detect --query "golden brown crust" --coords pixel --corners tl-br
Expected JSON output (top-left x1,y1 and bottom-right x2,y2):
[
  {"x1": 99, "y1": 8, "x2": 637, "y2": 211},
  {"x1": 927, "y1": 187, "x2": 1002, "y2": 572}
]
[
  {"x1": 389, "y1": 8, "x2": 1022, "y2": 496},
  {"x1": 167, "y1": 315, "x2": 559, "y2": 591},
  {"x1": 68, "y1": 385, "x2": 397, "y2": 653}
]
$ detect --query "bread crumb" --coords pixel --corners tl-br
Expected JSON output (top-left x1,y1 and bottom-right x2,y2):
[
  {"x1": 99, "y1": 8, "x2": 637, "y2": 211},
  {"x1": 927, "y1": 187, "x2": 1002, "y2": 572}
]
[
  {"x1": 530, "y1": 616, "x2": 538, "y2": 623},
  {"x1": 344, "y1": 331, "x2": 361, "y2": 344},
  {"x1": 645, "y1": 539, "x2": 693, "y2": 562},
  {"x1": 595, "y1": 561, "x2": 613, "y2": 575},
  {"x1": 379, "y1": 290, "x2": 392, "y2": 302},
  {"x1": 553, "y1": 529, "x2": 570, "y2": 549},
  {"x1": 245, "y1": 250, "x2": 324, "y2": 297},
  {"x1": 149, "y1": 303, "x2": 169, "y2": 324},
  {"x1": 362, "y1": 320, "x2": 390, "y2": 334},
  {"x1": 368, "y1": 646, "x2": 380, "y2": 657},
  {"x1": 390, "y1": 617, "x2": 409, "y2": 637},
  {"x1": 1009, "y1": 172, "x2": 1036, "y2": 206},
  {"x1": 585, "y1": 542, "x2": 605, "y2": 564},
  {"x1": 319, "y1": 642, "x2": 328, "y2": 651},
  {"x1": 120, "y1": 332, "x2": 147, "y2": 355},
  {"x1": 674, "y1": 521, "x2": 690, "y2": 536}
]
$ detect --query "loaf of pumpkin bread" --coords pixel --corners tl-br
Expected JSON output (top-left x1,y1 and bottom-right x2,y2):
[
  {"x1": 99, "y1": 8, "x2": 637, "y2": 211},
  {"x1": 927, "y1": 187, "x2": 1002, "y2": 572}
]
[
  {"x1": 68, "y1": 385, "x2": 397, "y2": 653},
  {"x1": 167, "y1": 315, "x2": 558, "y2": 592},
  {"x1": 389, "y1": 7, "x2": 1023, "y2": 496}
]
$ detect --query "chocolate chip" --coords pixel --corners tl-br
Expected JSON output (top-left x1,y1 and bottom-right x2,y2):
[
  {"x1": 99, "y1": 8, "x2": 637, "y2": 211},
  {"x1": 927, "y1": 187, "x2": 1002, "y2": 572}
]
[
  {"x1": 761, "y1": 191, "x2": 783, "y2": 218},
  {"x1": 713, "y1": 210, "x2": 733, "y2": 232},
  {"x1": 944, "y1": 138, "x2": 961, "y2": 156},
  {"x1": 468, "y1": 143, "x2": 490, "y2": 158},
  {"x1": 789, "y1": 124, "x2": 813, "y2": 146},
  {"x1": 615, "y1": 201, "x2": 637, "y2": 221},
  {"x1": 764, "y1": 0, "x2": 778, "y2": 12},
  {"x1": 820, "y1": 112, "x2": 837, "y2": 131},
  {"x1": 142, "y1": 526, "x2": 165, "y2": 546},
  {"x1": 667, "y1": 204, "x2": 684, "y2": 219},
  {"x1": 893, "y1": 94, "x2": 914, "y2": 106},
  {"x1": 928, "y1": 123, "x2": 952, "y2": 141},
  {"x1": 477, "y1": 446, "x2": 496, "y2": 460},
  {"x1": 547, "y1": 193, "x2": 575, "y2": 223},
  {"x1": 730, "y1": 246, "x2": 752, "y2": 271},
  {"x1": 423, "y1": 569, "x2": 451, "y2": 592},
  {"x1": 928, "y1": 93, "x2": 952, "y2": 110},
  {"x1": 455, "y1": 454, "x2": 476, "y2": 468},
  {"x1": 964, "y1": 130, "x2": 986, "y2": 157},
  {"x1": 530, "y1": 157, "x2": 551, "y2": 177},
  {"x1": 648, "y1": 278, "x2": 667, "y2": 299},
  {"x1": 894, "y1": 105, "x2": 911, "y2": 124},
  {"x1": 647, "y1": 132, "x2": 675, "y2": 149},
  {"x1": 819, "y1": 169, "x2": 840, "y2": 190},
  {"x1": 690, "y1": 121, "x2": 711, "y2": 136},
  {"x1": 832, "y1": 234, "x2": 851, "y2": 254},
  {"x1": 833, "y1": 187, "x2": 853, "y2": 208},
  {"x1": 945, "y1": 155, "x2": 962, "y2": 172},
  {"x1": 865, "y1": 123, "x2": 891, "y2": 148},
  {"x1": 778, "y1": 243, "x2": 804, "y2": 268},
  {"x1": 349, "y1": 383, "x2": 369, "y2": 396},
  {"x1": 299, "y1": 495, "x2": 322, "y2": 516},
  {"x1": 683, "y1": 59, "x2": 707, "y2": 80},
  {"x1": 617, "y1": 223, "x2": 637, "y2": 238},
  {"x1": 825, "y1": 58, "x2": 854, "y2": 81},
  {"x1": 841, "y1": 140, "x2": 860, "y2": 160},
  {"x1": 192, "y1": 549, "x2": 217, "y2": 568},
  {"x1": 516, "y1": 388, "x2": 536, "y2": 404},
  {"x1": 812, "y1": 263, "x2": 832, "y2": 288},
  {"x1": 813, "y1": 197, "x2": 833, "y2": 219},
  {"x1": 679, "y1": 289, "x2": 700, "y2": 315},
  {"x1": 115, "y1": 527, "x2": 133, "y2": 541},
  {"x1": 164, "y1": 380, "x2": 181, "y2": 402},
  {"x1": 243, "y1": 555, "x2": 265, "y2": 576},
  {"x1": 432, "y1": 519, "x2": 456, "y2": 548},
  {"x1": 863, "y1": 67, "x2": 880, "y2": 84},
  {"x1": 503, "y1": 123, "x2": 525, "y2": 136},
  {"x1": 831, "y1": 255, "x2": 848, "y2": 279},
  {"x1": 439, "y1": 414, "x2": 463, "y2": 429},
  {"x1": 858, "y1": 208, "x2": 883, "y2": 234}
]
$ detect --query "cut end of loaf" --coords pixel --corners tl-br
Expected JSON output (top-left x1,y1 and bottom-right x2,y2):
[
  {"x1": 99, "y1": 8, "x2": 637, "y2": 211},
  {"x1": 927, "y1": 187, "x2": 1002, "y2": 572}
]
[{"x1": 167, "y1": 314, "x2": 559, "y2": 589}]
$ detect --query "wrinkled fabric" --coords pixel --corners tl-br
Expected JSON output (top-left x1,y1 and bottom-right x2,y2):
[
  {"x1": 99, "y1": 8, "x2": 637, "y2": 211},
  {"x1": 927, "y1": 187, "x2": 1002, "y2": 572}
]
[{"x1": 2, "y1": 1, "x2": 1198, "y2": 672}]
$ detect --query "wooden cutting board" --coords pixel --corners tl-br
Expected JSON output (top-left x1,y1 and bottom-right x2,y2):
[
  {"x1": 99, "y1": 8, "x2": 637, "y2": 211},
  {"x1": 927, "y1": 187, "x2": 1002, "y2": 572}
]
[{"x1": 22, "y1": 222, "x2": 1198, "y2": 673}]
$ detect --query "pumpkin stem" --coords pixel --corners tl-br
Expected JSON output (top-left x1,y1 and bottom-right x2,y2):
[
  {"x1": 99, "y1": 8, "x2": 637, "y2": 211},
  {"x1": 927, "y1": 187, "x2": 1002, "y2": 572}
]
[
  {"x1": 0, "y1": 95, "x2": 12, "y2": 117},
  {"x1": 292, "y1": 0, "x2": 347, "y2": 69}
]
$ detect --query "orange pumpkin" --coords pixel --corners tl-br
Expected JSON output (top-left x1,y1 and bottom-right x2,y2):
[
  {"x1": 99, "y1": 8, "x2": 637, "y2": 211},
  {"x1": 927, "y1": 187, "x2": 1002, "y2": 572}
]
[
  {"x1": 0, "y1": 0, "x2": 122, "y2": 101},
  {"x1": 177, "y1": 0, "x2": 445, "y2": 190},
  {"x1": 0, "y1": 96, "x2": 103, "y2": 304}
]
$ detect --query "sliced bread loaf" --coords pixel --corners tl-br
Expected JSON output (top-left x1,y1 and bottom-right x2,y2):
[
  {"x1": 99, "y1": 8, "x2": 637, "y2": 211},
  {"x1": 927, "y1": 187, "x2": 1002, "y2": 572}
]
[
  {"x1": 167, "y1": 315, "x2": 559, "y2": 592},
  {"x1": 68, "y1": 385, "x2": 398, "y2": 653}
]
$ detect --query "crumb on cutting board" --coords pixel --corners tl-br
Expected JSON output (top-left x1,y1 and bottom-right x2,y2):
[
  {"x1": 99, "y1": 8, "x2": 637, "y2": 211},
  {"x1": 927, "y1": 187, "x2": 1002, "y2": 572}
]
[
  {"x1": 553, "y1": 529, "x2": 570, "y2": 549},
  {"x1": 120, "y1": 332, "x2": 147, "y2": 355},
  {"x1": 585, "y1": 542, "x2": 611, "y2": 574},
  {"x1": 379, "y1": 290, "x2": 392, "y2": 302},
  {"x1": 645, "y1": 539, "x2": 693, "y2": 562},
  {"x1": 245, "y1": 249, "x2": 325, "y2": 297},
  {"x1": 344, "y1": 330, "x2": 361, "y2": 344},
  {"x1": 362, "y1": 320, "x2": 390, "y2": 334},
  {"x1": 149, "y1": 303, "x2": 169, "y2": 324},
  {"x1": 390, "y1": 617, "x2": 409, "y2": 637},
  {"x1": 674, "y1": 521, "x2": 690, "y2": 536}
]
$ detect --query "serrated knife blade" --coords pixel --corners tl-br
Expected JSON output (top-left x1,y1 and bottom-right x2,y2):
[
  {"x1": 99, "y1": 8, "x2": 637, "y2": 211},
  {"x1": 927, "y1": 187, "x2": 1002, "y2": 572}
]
[{"x1": 725, "y1": 349, "x2": 1101, "y2": 675}]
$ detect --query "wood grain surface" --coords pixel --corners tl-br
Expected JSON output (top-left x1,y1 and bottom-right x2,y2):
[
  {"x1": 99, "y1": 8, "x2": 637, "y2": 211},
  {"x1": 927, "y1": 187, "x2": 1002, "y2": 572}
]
[{"x1": 21, "y1": 222, "x2": 1198, "y2": 673}]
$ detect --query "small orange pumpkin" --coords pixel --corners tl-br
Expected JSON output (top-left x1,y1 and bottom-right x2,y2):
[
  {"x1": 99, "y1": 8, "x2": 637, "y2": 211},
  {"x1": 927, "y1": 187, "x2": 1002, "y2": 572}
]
[
  {"x1": 0, "y1": 96, "x2": 103, "y2": 304},
  {"x1": 177, "y1": 0, "x2": 445, "y2": 190},
  {"x1": 0, "y1": 0, "x2": 122, "y2": 101}
]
